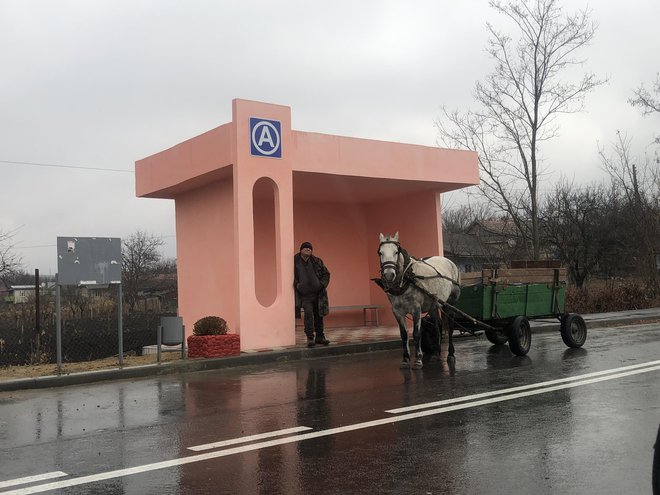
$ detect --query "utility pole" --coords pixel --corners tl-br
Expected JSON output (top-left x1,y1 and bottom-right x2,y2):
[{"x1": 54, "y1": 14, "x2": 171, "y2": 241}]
[{"x1": 35, "y1": 268, "x2": 40, "y2": 359}]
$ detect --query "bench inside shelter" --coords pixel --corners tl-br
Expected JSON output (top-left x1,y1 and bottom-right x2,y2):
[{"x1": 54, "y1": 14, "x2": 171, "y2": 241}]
[{"x1": 301, "y1": 304, "x2": 383, "y2": 326}]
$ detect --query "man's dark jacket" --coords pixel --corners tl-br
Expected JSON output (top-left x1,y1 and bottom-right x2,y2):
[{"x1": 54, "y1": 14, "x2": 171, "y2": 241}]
[{"x1": 294, "y1": 253, "x2": 330, "y2": 317}]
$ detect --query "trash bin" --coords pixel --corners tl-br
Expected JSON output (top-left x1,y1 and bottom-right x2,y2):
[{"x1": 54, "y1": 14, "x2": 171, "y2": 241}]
[{"x1": 157, "y1": 316, "x2": 186, "y2": 363}]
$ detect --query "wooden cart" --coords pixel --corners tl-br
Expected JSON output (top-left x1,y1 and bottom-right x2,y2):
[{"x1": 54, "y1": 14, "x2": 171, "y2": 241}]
[{"x1": 443, "y1": 264, "x2": 587, "y2": 356}]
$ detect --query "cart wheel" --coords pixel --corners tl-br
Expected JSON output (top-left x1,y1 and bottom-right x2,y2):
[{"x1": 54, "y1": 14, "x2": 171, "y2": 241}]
[
  {"x1": 508, "y1": 316, "x2": 531, "y2": 356},
  {"x1": 560, "y1": 313, "x2": 587, "y2": 348},
  {"x1": 485, "y1": 329, "x2": 508, "y2": 345}
]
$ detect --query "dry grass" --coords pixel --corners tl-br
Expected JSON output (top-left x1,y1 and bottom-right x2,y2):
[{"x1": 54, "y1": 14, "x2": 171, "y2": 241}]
[
  {"x1": 0, "y1": 352, "x2": 183, "y2": 382},
  {"x1": 566, "y1": 278, "x2": 660, "y2": 314}
]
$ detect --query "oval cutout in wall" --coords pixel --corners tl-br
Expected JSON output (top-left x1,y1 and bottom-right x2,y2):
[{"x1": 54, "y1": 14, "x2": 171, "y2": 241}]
[{"x1": 253, "y1": 178, "x2": 278, "y2": 307}]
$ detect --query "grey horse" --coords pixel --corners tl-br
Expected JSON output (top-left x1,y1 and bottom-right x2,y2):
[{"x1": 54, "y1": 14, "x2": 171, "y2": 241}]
[{"x1": 376, "y1": 232, "x2": 461, "y2": 369}]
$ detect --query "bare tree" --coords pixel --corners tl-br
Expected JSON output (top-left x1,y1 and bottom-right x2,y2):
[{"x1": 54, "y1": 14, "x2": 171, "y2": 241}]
[
  {"x1": 437, "y1": 0, "x2": 605, "y2": 260},
  {"x1": 151, "y1": 257, "x2": 178, "y2": 312},
  {"x1": 153, "y1": 257, "x2": 177, "y2": 275},
  {"x1": 542, "y1": 180, "x2": 622, "y2": 287},
  {"x1": 121, "y1": 231, "x2": 164, "y2": 312},
  {"x1": 442, "y1": 202, "x2": 493, "y2": 233},
  {"x1": 0, "y1": 228, "x2": 22, "y2": 284},
  {"x1": 629, "y1": 73, "x2": 660, "y2": 146},
  {"x1": 599, "y1": 132, "x2": 660, "y2": 294}
]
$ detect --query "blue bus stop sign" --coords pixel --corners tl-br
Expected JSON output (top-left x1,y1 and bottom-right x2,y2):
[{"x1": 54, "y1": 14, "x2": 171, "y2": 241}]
[{"x1": 250, "y1": 117, "x2": 282, "y2": 158}]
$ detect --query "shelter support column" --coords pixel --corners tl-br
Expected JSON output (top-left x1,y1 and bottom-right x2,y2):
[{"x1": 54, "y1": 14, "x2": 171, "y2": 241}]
[{"x1": 232, "y1": 100, "x2": 296, "y2": 350}]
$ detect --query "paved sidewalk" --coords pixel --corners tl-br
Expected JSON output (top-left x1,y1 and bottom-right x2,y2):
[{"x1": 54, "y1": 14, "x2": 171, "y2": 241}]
[{"x1": 1, "y1": 308, "x2": 658, "y2": 392}]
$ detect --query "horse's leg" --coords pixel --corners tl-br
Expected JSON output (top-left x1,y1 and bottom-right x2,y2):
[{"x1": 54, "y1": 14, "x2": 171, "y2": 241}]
[
  {"x1": 443, "y1": 310, "x2": 455, "y2": 364},
  {"x1": 394, "y1": 312, "x2": 410, "y2": 368},
  {"x1": 411, "y1": 308, "x2": 423, "y2": 369}
]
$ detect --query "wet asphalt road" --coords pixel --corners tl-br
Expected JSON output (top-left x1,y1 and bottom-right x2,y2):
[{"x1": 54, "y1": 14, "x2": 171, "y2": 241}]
[{"x1": 1, "y1": 323, "x2": 659, "y2": 495}]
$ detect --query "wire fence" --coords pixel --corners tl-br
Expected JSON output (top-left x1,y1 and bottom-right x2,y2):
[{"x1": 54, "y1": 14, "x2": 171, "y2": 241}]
[{"x1": 0, "y1": 291, "x2": 174, "y2": 368}]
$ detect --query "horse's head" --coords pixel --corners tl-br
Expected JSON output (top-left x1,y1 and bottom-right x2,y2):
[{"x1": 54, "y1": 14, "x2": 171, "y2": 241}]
[{"x1": 378, "y1": 232, "x2": 401, "y2": 283}]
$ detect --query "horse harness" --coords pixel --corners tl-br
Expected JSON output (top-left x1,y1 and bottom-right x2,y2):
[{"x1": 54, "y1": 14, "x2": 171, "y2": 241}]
[
  {"x1": 375, "y1": 240, "x2": 460, "y2": 296},
  {"x1": 375, "y1": 239, "x2": 480, "y2": 337}
]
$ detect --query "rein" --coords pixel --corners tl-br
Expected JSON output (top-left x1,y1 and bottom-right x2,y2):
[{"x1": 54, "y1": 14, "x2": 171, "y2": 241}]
[{"x1": 414, "y1": 258, "x2": 461, "y2": 287}]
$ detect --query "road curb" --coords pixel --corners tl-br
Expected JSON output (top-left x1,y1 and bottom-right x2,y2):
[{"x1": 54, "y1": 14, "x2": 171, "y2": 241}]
[{"x1": 1, "y1": 313, "x2": 658, "y2": 392}]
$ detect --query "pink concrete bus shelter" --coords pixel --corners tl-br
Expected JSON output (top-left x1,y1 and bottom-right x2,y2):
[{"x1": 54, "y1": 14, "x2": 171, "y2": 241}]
[{"x1": 135, "y1": 99, "x2": 478, "y2": 351}]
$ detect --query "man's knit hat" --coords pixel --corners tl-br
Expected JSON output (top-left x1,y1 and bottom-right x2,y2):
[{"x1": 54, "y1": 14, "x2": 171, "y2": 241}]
[{"x1": 299, "y1": 241, "x2": 313, "y2": 251}]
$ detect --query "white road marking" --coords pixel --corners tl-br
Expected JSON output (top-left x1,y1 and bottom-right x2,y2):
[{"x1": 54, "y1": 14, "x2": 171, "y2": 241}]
[
  {"x1": 386, "y1": 359, "x2": 660, "y2": 413},
  {"x1": 2, "y1": 361, "x2": 659, "y2": 495},
  {"x1": 187, "y1": 426, "x2": 312, "y2": 451},
  {"x1": 0, "y1": 472, "x2": 67, "y2": 490}
]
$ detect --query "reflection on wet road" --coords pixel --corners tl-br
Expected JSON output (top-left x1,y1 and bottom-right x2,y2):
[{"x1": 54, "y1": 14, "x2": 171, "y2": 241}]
[{"x1": 1, "y1": 323, "x2": 659, "y2": 494}]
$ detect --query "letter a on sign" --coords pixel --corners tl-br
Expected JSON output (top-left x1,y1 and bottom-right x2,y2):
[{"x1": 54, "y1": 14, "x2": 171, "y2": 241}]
[{"x1": 250, "y1": 117, "x2": 282, "y2": 158}]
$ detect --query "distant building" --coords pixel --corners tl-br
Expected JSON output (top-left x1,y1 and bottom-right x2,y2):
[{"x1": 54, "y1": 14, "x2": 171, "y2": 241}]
[
  {"x1": 442, "y1": 232, "x2": 496, "y2": 273},
  {"x1": 7, "y1": 283, "x2": 56, "y2": 304},
  {"x1": 444, "y1": 217, "x2": 567, "y2": 271},
  {"x1": 443, "y1": 218, "x2": 525, "y2": 272},
  {"x1": 465, "y1": 218, "x2": 526, "y2": 259}
]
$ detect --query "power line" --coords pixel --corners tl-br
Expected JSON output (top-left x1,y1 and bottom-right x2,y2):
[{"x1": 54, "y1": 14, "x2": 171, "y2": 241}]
[
  {"x1": 0, "y1": 159, "x2": 132, "y2": 173},
  {"x1": 17, "y1": 244, "x2": 56, "y2": 249}
]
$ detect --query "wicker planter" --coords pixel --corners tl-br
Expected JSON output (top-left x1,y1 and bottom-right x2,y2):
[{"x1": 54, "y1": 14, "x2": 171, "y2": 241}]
[{"x1": 187, "y1": 334, "x2": 240, "y2": 358}]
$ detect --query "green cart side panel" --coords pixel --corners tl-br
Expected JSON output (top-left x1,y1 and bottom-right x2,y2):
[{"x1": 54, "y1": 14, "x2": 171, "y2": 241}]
[
  {"x1": 456, "y1": 283, "x2": 565, "y2": 321},
  {"x1": 456, "y1": 285, "x2": 492, "y2": 320}
]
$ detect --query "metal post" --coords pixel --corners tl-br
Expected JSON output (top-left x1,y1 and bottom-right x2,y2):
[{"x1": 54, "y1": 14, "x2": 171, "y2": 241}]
[
  {"x1": 181, "y1": 325, "x2": 186, "y2": 359},
  {"x1": 118, "y1": 283, "x2": 123, "y2": 368},
  {"x1": 34, "y1": 269, "x2": 41, "y2": 362},
  {"x1": 55, "y1": 273, "x2": 62, "y2": 373},
  {"x1": 157, "y1": 325, "x2": 162, "y2": 364}
]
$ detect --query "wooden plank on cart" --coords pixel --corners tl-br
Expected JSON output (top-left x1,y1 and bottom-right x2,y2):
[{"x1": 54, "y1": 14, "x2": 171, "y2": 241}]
[
  {"x1": 491, "y1": 268, "x2": 566, "y2": 285},
  {"x1": 461, "y1": 269, "x2": 494, "y2": 287},
  {"x1": 461, "y1": 268, "x2": 566, "y2": 286},
  {"x1": 511, "y1": 260, "x2": 561, "y2": 268}
]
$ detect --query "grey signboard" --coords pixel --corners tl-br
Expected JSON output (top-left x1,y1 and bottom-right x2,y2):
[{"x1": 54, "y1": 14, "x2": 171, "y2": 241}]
[{"x1": 56, "y1": 237, "x2": 122, "y2": 286}]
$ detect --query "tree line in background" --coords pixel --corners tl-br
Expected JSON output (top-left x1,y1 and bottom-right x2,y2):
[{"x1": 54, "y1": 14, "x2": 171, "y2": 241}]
[
  {"x1": 438, "y1": 0, "x2": 659, "y2": 296},
  {"x1": 443, "y1": 132, "x2": 659, "y2": 295}
]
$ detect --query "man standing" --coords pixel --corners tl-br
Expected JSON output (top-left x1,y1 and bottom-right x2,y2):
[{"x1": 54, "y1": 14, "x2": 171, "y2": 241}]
[{"x1": 294, "y1": 241, "x2": 330, "y2": 347}]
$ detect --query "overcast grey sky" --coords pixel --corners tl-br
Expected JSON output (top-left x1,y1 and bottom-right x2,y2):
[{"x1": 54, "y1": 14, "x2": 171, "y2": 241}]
[{"x1": 2, "y1": 0, "x2": 659, "y2": 275}]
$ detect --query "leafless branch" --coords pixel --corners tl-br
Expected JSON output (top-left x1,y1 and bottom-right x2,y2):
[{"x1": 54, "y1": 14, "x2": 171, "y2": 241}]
[
  {"x1": 437, "y1": 0, "x2": 606, "y2": 259},
  {"x1": 0, "y1": 229, "x2": 22, "y2": 283}
]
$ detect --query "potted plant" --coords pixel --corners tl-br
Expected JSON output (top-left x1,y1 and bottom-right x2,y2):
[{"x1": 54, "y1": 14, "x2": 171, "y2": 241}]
[{"x1": 187, "y1": 316, "x2": 240, "y2": 358}]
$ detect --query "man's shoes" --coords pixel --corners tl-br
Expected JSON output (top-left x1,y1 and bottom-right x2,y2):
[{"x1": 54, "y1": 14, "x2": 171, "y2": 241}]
[
  {"x1": 315, "y1": 336, "x2": 330, "y2": 346},
  {"x1": 306, "y1": 337, "x2": 316, "y2": 348}
]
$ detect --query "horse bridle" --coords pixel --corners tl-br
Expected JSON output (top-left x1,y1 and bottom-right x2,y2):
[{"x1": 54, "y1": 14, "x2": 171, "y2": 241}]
[{"x1": 377, "y1": 240, "x2": 402, "y2": 278}]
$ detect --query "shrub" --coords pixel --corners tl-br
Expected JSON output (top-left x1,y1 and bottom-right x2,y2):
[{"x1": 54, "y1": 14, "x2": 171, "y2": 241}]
[
  {"x1": 566, "y1": 279, "x2": 651, "y2": 314},
  {"x1": 193, "y1": 316, "x2": 228, "y2": 336},
  {"x1": 565, "y1": 286, "x2": 589, "y2": 313}
]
